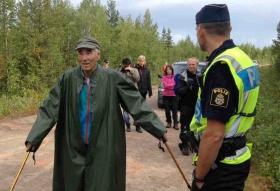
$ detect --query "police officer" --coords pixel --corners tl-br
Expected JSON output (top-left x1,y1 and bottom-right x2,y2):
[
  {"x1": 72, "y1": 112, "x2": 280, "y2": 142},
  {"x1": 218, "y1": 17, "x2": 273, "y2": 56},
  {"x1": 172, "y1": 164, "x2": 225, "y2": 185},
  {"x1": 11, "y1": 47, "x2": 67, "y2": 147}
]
[
  {"x1": 190, "y1": 4, "x2": 260, "y2": 191},
  {"x1": 176, "y1": 57, "x2": 200, "y2": 156}
]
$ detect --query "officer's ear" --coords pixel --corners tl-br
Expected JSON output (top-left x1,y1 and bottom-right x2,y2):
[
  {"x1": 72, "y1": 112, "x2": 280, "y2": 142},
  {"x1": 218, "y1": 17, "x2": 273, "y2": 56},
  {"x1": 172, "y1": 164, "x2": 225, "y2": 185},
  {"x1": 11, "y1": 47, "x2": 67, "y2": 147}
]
[
  {"x1": 96, "y1": 49, "x2": 101, "y2": 60},
  {"x1": 229, "y1": 26, "x2": 232, "y2": 33},
  {"x1": 196, "y1": 25, "x2": 204, "y2": 38}
]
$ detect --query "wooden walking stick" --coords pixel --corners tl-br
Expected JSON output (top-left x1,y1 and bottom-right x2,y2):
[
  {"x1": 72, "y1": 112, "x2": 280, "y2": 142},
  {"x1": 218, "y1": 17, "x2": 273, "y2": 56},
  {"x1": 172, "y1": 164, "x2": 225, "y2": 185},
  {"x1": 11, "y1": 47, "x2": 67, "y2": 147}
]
[
  {"x1": 9, "y1": 152, "x2": 30, "y2": 191},
  {"x1": 158, "y1": 141, "x2": 192, "y2": 190}
]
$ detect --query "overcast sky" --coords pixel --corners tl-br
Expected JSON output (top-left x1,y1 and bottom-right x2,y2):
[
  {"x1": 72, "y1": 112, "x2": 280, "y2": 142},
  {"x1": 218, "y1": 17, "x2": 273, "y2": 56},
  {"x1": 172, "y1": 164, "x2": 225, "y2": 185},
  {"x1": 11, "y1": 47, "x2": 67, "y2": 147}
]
[{"x1": 70, "y1": 0, "x2": 280, "y2": 48}]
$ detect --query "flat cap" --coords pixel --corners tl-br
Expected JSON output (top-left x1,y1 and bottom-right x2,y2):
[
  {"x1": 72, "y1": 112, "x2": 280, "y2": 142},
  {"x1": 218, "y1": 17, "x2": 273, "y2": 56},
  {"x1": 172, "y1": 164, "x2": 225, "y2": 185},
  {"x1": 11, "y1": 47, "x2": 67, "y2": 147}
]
[
  {"x1": 75, "y1": 37, "x2": 100, "y2": 51},
  {"x1": 196, "y1": 4, "x2": 230, "y2": 24}
]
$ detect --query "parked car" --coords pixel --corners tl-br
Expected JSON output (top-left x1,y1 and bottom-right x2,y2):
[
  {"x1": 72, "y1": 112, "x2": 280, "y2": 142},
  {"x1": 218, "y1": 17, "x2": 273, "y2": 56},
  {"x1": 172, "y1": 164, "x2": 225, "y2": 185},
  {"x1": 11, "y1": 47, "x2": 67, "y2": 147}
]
[
  {"x1": 157, "y1": 61, "x2": 207, "y2": 108},
  {"x1": 252, "y1": 60, "x2": 259, "y2": 66}
]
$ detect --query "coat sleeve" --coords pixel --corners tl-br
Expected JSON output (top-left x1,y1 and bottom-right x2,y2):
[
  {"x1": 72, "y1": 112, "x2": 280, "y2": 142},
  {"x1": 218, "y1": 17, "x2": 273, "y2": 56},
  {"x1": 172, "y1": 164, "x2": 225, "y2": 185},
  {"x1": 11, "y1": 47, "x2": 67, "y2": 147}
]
[
  {"x1": 147, "y1": 70, "x2": 153, "y2": 97},
  {"x1": 25, "y1": 74, "x2": 64, "y2": 149},
  {"x1": 130, "y1": 68, "x2": 140, "y2": 82},
  {"x1": 115, "y1": 72, "x2": 166, "y2": 139},
  {"x1": 175, "y1": 75, "x2": 190, "y2": 96}
]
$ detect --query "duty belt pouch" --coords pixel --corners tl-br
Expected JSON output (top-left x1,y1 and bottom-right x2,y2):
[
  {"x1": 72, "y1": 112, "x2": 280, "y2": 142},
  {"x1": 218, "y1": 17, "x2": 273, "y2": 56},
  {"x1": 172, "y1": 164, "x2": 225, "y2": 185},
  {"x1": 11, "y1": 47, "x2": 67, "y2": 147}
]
[
  {"x1": 216, "y1": 139, "x2": 236, "y2": 161},
  {"x1": 216, "y1": 136, "x2": 247, "y2": 161}
]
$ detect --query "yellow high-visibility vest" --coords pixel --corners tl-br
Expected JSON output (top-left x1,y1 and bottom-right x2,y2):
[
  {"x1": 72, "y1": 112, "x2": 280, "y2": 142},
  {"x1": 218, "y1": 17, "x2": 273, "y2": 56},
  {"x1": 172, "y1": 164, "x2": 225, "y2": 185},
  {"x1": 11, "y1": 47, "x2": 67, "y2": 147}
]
[{"x1": 191, "y1": 47, "x2": 260, "y2": 165}]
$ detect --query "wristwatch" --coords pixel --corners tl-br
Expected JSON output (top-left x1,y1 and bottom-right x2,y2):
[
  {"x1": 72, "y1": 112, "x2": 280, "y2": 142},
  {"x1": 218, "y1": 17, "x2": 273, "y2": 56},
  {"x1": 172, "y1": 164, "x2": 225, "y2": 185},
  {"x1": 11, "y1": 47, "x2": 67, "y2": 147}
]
[{"x1": 192, "y1": 169, "x2": 205, "y2": 183}]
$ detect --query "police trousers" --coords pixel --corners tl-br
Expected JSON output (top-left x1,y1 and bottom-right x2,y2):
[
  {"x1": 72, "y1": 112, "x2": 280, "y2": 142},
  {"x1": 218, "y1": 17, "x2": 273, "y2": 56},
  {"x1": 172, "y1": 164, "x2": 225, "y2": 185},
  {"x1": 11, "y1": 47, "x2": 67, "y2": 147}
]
[{"x1": 191, "y1": 159, "x2": 251, "y2": 191}]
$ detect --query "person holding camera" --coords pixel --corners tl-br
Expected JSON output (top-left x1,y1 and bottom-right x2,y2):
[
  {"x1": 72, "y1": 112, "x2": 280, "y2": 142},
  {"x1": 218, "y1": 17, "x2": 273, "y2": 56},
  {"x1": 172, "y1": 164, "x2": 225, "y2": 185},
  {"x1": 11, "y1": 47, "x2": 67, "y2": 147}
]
[
  {"x1": 119, "y1": 58, "x2": 140, "y2": 132},
  {"x1": 175, "y1": 57, "x2": 200, "y2": 156}
]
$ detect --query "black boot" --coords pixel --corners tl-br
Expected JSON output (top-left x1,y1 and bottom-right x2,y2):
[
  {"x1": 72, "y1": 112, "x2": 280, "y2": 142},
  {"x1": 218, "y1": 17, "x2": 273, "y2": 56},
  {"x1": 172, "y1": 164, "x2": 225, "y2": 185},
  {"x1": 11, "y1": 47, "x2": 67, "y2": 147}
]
[
  {"x1": 126, "y1": 124, "x2": 131, "y2": 132},
  {"x1": 181, "y1": 145, "x2": 189, "y2": 156},
  {"x1": 173, "y1": 123, "x2": 179, "y2": 130},
  {"x1": 136, "y1": 125, "x2": 143, "y2": 133},
  {"x1": 166, "y1": 123, "x2": 171, "y2": 128}
]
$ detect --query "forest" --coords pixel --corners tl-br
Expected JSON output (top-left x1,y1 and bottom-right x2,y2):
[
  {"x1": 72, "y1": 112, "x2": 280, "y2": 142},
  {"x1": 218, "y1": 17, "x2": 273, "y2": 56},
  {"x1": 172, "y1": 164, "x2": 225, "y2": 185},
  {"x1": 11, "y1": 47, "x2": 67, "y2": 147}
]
[{"x1": 0, "y1": 0, "x2": 280, "y2": 190}]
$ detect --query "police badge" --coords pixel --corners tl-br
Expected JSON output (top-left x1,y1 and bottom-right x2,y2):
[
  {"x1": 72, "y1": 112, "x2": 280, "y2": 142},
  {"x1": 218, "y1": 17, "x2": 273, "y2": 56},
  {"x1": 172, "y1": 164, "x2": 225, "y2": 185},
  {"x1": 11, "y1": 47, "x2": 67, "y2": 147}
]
[
  {"x1": 215, "y1": 93, "x2": 225, "y2": 105},
  {"x1": 210, "y1": 88, "x2": 230, "y2": 108}
]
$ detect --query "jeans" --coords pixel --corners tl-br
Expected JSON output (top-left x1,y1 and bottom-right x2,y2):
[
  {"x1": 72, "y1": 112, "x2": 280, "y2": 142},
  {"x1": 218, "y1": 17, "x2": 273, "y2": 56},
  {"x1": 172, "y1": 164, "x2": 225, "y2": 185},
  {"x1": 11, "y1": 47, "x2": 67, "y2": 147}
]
[
  {"x1": 123, "y1": 110, "x2": 130, "y2": 125},
  {"x1": 123, "y1": 110, "x2": 137, "y2": 126}
]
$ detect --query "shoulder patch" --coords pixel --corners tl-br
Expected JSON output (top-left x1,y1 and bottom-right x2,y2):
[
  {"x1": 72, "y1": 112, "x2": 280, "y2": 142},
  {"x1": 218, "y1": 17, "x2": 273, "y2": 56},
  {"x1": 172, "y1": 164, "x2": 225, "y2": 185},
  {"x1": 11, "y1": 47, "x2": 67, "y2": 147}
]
[{"x1": 210, "y1": 88, "x2": 230, "y2": 108}]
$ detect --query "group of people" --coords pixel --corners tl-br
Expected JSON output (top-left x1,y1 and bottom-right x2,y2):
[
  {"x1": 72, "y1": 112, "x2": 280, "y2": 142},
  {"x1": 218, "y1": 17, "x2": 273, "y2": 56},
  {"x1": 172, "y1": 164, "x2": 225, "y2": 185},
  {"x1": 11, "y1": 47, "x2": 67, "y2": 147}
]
[
  {"x1": 161, "y1": 57, "x2": 201, "y2": 156},
  {"x1": 101, "y1": 56, "x2": 153, "y2": 133},
  {"x1": 25, "y1": 3, "x2": 260, "y2": 191}
]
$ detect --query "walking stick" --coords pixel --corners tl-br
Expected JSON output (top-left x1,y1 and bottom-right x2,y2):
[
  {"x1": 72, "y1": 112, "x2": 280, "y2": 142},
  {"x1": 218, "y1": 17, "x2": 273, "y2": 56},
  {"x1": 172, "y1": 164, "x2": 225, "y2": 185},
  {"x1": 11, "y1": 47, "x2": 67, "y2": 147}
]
[
  {"x1": 159, "y1": 141, "x2": 192, "y2": 190},
  {"x1": 10, "y1": 152, "x2": 30, "y2": 191}
]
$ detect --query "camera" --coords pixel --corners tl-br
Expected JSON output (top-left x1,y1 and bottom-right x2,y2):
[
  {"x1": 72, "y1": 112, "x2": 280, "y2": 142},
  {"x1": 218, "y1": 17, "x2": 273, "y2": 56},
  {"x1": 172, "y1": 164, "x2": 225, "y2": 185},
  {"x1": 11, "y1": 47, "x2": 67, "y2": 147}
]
[{"x1": 120, "y1": 66, "x2": 129, "y2": 73}]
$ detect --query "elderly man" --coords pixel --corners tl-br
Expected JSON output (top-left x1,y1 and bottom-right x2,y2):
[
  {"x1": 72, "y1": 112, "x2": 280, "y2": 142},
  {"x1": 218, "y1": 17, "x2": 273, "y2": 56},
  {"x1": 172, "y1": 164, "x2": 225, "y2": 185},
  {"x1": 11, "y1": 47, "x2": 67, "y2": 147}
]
[
  {"x1": 190, "y1": 4, "x2": 260, "y2": 191},
  {"x1": 25, "y1": 37, "x2": 167, "y2": 191},
  {"x1": 175, "y1": 57, "x2": 200, "y2": 156}
]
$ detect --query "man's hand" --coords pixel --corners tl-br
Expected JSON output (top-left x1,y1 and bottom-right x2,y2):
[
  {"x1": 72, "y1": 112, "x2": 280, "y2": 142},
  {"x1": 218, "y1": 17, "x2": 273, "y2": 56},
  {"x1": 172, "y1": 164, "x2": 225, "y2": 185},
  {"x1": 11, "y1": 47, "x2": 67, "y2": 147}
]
[
  {"x1": 160, "y1": 133, "x2": 168, "y2": 143},
  {"x1": 196, "y1": 182, "x2": 204, "y2": 189},
  {"x1": 125, "y1": 66, "x2": 132, "y2": 71},
  {"x1": 26, "y1": 142, "x2": 36, "y2": 152},
  {"x1": 191, "y1": 180, "x2": 204, "y2": 191}
]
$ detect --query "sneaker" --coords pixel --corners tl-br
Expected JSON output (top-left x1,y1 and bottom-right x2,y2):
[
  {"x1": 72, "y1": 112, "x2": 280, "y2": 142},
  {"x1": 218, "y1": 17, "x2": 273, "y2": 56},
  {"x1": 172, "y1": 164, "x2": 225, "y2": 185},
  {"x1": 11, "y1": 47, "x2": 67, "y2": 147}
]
[{"x1": 136, "y1": 125, "x2": 143, "y2": 133}]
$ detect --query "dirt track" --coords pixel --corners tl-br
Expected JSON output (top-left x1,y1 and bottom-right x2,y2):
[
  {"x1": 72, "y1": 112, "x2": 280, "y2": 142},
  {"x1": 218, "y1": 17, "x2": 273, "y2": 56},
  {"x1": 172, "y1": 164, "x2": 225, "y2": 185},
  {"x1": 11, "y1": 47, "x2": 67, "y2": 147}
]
[{"x1": 0, "y1": 85, "x2": 194, "y2": 191}]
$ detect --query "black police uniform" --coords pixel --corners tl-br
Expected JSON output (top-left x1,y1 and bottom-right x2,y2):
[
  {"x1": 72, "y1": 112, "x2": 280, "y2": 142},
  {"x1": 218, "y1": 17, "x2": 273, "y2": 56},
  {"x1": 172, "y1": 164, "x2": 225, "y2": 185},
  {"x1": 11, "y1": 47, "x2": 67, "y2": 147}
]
[
  {"x1": 191, "y1": 4, "x2": 252, "y2": 190},
  {"x1": 191, "y1": 40, "x2": 251, "y2": 191},
  {"x1": 175, "y1": 69, "x2": 199, "y2": 155}
]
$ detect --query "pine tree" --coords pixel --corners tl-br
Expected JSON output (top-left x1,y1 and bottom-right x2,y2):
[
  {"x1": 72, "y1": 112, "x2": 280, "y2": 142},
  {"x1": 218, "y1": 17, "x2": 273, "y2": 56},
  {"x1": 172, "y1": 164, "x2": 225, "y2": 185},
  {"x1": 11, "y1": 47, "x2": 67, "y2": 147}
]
[
  {"x1": 106, "y1": 0, "x2": 119, "y2": 27},
  {"x1": 272, "y1": 21, "x2": 280, "y2": 71},
  {"x1": 161, "y1": 27, "x2": 166, "y2": 42},
  {"x1": 165, "y1": 28, "x2": 173, "y2": 63},
  {"x1": 0, "y1": 0, "x2": 16, "y2": 96}
]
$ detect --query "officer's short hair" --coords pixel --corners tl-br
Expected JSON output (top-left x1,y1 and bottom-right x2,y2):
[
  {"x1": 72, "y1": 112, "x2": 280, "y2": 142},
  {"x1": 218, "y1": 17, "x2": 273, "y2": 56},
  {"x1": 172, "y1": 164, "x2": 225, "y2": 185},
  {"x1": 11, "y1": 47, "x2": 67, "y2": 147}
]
[{"x1": 199, "y1": 21, "x2": 231, "y2": 36}]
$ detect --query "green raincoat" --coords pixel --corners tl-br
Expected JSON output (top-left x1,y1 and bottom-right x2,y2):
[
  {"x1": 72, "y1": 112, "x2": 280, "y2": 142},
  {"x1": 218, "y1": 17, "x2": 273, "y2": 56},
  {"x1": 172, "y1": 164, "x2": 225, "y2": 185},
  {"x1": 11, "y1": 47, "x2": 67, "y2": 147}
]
[{"x1": 25, "y1": 65, "x2": 166, "y2": 191}]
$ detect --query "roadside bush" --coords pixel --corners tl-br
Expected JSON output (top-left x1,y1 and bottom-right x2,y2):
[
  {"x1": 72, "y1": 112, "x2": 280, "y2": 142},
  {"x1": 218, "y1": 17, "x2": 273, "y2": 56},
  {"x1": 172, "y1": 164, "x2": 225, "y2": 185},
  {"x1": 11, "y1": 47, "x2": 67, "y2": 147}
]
[
  {"x1": 0, "y1": 89, "x2": 49, "y2": 119},
  {"x1": 247, "y1": 65, "x2": 280, "y2": 190}
]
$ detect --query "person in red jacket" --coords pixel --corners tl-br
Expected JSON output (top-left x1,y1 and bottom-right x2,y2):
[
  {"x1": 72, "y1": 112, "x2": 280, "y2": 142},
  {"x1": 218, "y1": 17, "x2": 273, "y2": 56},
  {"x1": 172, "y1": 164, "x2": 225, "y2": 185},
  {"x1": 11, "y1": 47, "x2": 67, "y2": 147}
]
[
  {"x1": 162, "y1": 65, "x2": 179, "y2": 130},
  {"x1": 162, "y1": 62, "x2": 168, "y2": 74}
]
